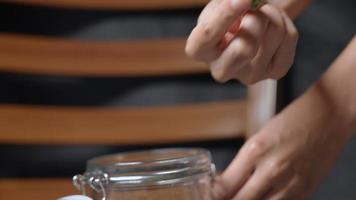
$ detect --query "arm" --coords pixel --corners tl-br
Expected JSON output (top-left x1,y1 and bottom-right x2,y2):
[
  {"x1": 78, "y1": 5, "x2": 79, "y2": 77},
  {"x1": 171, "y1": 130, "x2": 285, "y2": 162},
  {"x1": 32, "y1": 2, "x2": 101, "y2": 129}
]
[
  {"x1": 316, "y1": 36, "x2": 356, "y2": 131},
  {"x1": 213, "y1": 36, "x2": 356, "y2": 200}
]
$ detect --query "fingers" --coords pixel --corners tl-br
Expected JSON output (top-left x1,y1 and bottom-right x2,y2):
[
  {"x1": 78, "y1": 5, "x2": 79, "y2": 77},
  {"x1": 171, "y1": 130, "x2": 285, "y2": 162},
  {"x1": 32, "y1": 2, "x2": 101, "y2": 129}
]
[
  {"x1": 264, "y1": 176, "x2": 300, "y2": 200},
  {"x1": 232, "y1": 167, "x2": 273, "y2": 200},
  {"x1": 233, "y1": 154, "x2": 293, "y2": 200},
  {"x1": 268, "y1": 11, "x2": 299, "y2": 79},
  {"x1": 209, "y1": 11, "x2": 269, "y2": 82},
  {"x1": 216, "y1": 137, "x2": 269, "y2": 199},
  {"x1": 197, "y1": 0, "x2": 221, "y2": 24},
  {"x1": 234, "y1": 5, "x2": 297, "y2": 84},
  {"x1": 186, "y1": 0, "x2": 251, "y2": 62},
  {"x1": 186, "y1": 1, "x2": 298, "y2": 84},
  {"x1": 234, "y1": 4, "x2": 286, "y2": 84}
]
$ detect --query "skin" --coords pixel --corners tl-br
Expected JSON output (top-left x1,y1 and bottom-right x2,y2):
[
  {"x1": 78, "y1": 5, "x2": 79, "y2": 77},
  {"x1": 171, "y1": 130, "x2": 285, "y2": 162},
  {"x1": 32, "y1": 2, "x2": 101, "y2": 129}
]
[
  {"x1": 211, "y1": 36, "x2": 356, "y2": 200},
  {"x1": 186, "y1": 0, "x2": 356, "y2": 199},
  {"x1": 186, "y1": 0, "x2": 301, "y2": 84}
]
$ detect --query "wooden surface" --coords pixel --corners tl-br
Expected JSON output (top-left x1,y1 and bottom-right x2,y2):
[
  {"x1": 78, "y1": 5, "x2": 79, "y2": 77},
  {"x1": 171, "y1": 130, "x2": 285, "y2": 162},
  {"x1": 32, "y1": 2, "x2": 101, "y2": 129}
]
[
  {"x1": 0, "y1": 178, "x2": 76, "y2": 200},
  {"x1": 0, "y1": 101, "x2": 247, "y2": 145},
  {"x1": 0, "y1": 34, "x2": 207, "y2": 77},
  {"x1": 1, "y1": 0, "x2": 209, "y2": 10}
]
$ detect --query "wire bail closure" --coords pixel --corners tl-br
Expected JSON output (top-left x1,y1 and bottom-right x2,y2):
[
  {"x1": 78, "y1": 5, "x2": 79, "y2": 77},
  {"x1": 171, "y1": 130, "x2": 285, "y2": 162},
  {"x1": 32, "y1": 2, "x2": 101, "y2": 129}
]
[{"x1": 73, "y1": 171, "x2": 109, "y2": 200}]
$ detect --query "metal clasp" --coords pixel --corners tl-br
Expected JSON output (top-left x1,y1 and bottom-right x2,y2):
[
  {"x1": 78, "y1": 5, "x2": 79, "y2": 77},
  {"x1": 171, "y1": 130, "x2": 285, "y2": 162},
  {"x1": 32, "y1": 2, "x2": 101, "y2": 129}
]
[{"x1": 73, "y1": 171, "x2": 109, "y2": 200}]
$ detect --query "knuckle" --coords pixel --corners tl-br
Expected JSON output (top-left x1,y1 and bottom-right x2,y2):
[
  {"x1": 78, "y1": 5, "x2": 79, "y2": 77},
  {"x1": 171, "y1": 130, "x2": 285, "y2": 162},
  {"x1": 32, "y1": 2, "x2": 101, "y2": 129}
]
[
  {"x1": 222, "y1": 7, "x2": 235, "y2": 22},
  {"x1": 290, "y1": 175, "x2": 300, "y2": 187},
  {"x1": 244, "y1": 42, "x2": 259, "y2": 60},
  {"x1": 273, "y1": 14, "x2": 286, "y2": 32},
  {"x1": 237, "y1": 69, "x2": 263, "y2": 85},
  {"x1": 200, "y1": 22, "x2": 214, "y2": 41},
  {"x1": 185, "y1": 40, "x2": 198, "y2": 58},
  {"x1": 279, "y1": 68, "x2": 291, "y2": 78},
  {"x1": 244, "y1": 138, "x2": 267, "y2": 158},
  {"x1": 283, "y1": 23, "x2": 299, "y2": 44},
  {"x1": 238, "y1": 78, "x2": 251, "y2": 85},
  {"x1": 185, "y1": 30, "x2": 205, "y2": 59},
  {"x1": 293, "y1": 31, "x2": 299, "y2": 42},
  {"x1": 262, "y1": 4, "x2": 284, "y2": 28},
  {"x1": 241, "y1": 13, "x2": 257, "y2": 29},
  {"x1": 289, "y1": 24, "x2": 299, "y2": 38},
  {"x1": 267, "y1": 159, "x2": 281, "y2": 171},
  {"x1": 265, "y1": 63, "x2": 277, "y2": 78},
  {"x1": 269, "y1": 22, "x2": 286, "y2": 40},
  {"x1": 243, "y1": 75, "x2": 260, "y2": 85},
  {"x1": 288, "y1": 26, "x2": 299, "y2": 41},
  {"x1": 278, "y1": 23, "x2": 287, "y2": 36},
  {"x1": 236, "y1": 76, "x2": 249, "y2": 85},
  {"x1": 265, "y1": 159, "x2": 282, "y2": 179},
  {"x1": 268, "y1": 64, "x2": 292, "y2": 80},
  {"x1": 210, "y1": 66, "x2": 230, "y2": 83},
  {"x1": 248, "y1": 68, "x2": 266, "y2": 84},
  {"x1": 267, "y1": 194, "x2": 287, "y2": 200},
  {"x1": 229, "y1": 42, "x2": 243, "y2": 58},
  {"x1": 269, "y1": 71, "x2": 285, "y2": 80},
  {"x1": 231, "y1": 39, "x2": 258, "y2": 63},
  {"x1": 211, "y1": 72, "x2": 229, "y2": 83},
  {"x1": 185, "y1": 25, "x2": 217, "y2": 60}
]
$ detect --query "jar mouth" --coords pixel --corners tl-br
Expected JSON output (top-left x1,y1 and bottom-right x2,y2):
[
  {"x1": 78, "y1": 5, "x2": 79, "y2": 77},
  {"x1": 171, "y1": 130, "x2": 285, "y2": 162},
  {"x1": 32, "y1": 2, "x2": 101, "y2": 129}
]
[{"x1": 84, "y1": 148, "x2": 214, "y2": 188}]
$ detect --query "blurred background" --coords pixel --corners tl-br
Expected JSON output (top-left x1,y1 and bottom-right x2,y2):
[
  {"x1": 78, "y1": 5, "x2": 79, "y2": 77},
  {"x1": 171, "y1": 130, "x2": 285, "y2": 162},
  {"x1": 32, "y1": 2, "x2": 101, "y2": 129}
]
[{"x1": 0, "y1": 0, "x2": 355, "y2": 199}]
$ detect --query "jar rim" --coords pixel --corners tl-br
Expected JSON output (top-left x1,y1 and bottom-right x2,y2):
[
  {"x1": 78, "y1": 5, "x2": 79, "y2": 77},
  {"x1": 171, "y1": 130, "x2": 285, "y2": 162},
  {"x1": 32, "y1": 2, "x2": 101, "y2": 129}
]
[{"x1": 82, "y1": 148, "x2": 214, "y2": 188}]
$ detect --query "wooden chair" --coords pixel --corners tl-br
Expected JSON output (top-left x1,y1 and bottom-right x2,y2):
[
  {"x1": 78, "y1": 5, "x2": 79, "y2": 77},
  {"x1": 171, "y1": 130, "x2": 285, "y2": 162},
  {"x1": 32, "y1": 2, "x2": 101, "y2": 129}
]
[
  {"x1": 0, "y1": 0, "x2": 210, "y2": 10},
  {"x1": 0, "y1": 1, "x2": 277, "y2": 199}
]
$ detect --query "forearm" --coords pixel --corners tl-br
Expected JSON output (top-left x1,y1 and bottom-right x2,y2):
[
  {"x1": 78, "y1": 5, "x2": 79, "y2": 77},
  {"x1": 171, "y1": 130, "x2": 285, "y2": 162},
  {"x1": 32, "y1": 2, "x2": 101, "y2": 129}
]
[
  {"x1": 268, "y1": 0, "x2": 313, "y2": 19},
  {"x1": 280, "y1": 36, "x2": 356, "y2": 141},
  {"x1": 316, "y1": 36, "x2": 356, "y2": 134}
]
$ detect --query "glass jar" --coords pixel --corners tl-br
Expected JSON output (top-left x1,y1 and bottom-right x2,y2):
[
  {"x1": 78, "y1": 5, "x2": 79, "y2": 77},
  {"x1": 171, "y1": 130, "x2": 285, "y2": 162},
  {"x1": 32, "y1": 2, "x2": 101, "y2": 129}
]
[{"x1": 73, "y1": 148, "x2": 216, "y2": 200}]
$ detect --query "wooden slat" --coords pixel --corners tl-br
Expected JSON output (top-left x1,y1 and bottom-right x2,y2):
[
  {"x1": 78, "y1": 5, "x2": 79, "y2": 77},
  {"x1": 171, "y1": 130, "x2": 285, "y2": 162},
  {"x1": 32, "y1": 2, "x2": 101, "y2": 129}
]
[
  {"x1": 0, "y1": 34, "x2": 207, "y2": 77},
  {"x1": 1, "y1": 0, "x2": 209, "y2": 10},
  {"x1": 0, "y1": 179, "x2": 76, "y2": 200},
  {"x1": 0, "y1": 101, "x2": 246, "y2": 145}
]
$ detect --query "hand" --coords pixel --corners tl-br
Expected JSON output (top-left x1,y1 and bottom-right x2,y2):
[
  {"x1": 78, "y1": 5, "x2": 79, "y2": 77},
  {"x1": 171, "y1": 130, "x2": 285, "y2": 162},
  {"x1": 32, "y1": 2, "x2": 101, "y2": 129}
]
[
  {"x1": 211, "y1": 85, "x2": 354, "y2": 200},
  {"x1": 186, "y1": 0, "x2": 298, "y2": 84}
]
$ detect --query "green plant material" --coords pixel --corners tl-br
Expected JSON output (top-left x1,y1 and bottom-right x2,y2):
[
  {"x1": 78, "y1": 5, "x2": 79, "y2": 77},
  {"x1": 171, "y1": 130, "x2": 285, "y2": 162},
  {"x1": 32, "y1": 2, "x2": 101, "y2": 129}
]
[{"x1": 251, "y1": 0, "x2": 263, "y2": 10}]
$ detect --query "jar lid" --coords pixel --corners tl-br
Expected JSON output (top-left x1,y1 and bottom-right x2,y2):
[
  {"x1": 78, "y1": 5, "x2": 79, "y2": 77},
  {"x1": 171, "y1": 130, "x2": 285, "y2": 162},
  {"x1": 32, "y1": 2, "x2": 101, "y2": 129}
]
[{"x1": 74, "y1": 148, "x2": 215, "y2": 194}]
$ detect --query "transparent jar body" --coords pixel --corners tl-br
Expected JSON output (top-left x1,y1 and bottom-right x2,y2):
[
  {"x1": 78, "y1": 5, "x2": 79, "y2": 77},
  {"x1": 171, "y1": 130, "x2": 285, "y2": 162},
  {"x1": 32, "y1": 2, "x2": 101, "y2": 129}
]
[
  {"x1": 97, "y1": 176, "x2": 212, "y2": 200},
  {"x1": 74, "y1": 148, "x2": 215, "y2": 200}
]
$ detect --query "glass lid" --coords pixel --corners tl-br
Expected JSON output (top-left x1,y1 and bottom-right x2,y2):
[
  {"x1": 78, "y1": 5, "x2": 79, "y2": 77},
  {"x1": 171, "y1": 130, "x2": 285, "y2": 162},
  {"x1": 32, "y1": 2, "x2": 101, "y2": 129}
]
[{"x1": 82, "y1": 148, "x2": 215, "y2": 188}]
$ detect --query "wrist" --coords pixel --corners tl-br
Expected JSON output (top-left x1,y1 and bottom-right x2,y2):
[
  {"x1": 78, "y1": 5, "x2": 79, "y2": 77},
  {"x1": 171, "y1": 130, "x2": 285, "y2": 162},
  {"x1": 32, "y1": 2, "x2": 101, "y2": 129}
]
[
  {"x1": 311, "y1": 82, "x2": 355, "y2": 140},
  {"x1": 279, "y1": 82, "x2": 354, "y2": 144}
]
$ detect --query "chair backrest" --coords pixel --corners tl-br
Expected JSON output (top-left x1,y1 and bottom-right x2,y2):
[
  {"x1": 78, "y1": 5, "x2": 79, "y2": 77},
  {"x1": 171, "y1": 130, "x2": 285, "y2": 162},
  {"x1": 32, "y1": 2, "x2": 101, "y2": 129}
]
[
  {"x1": 0, "y1": 34, "x2": 206, "y2": 77},
  {"x1": 1, "y1": 0, "x2": 210, "y2": 10},
  {"x1": 0, "y1": 1, "x2": 276, "y2": 199},
  {"x1": 0, "y1": 32, "x2": 252, "y2": 145}
]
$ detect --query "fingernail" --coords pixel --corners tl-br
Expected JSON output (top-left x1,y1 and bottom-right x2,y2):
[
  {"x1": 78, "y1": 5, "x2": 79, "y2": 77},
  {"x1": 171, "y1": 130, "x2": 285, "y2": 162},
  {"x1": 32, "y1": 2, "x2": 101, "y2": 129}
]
[
  {"x1": 231, "y1": 0, "x2": 252, "y2": 10},
  {"x1": 230, "y1": 0, "x2": 242, "y2": 9}
]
